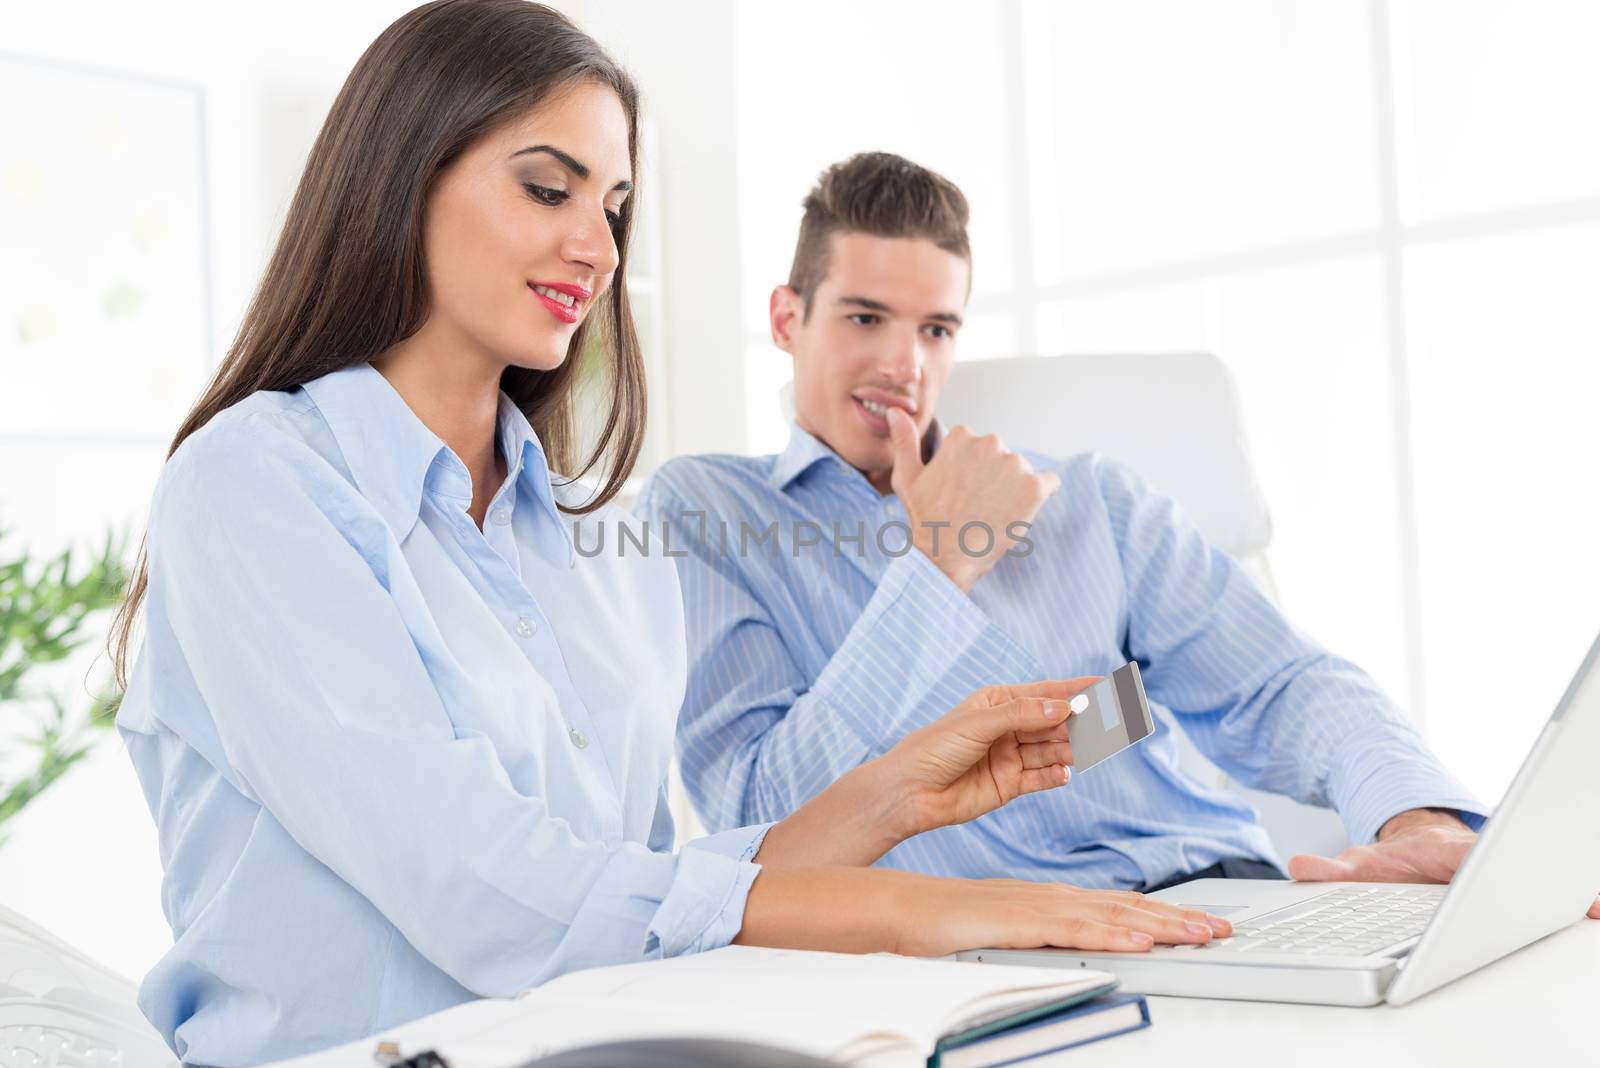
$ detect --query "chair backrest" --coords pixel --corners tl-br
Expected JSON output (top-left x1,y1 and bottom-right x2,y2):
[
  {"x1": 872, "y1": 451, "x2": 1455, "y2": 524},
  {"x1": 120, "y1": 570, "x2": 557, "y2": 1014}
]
[
  {"x1": 939, "y1": 351, "x2": 1273, "y2": 570},
  {"x1": 0, "y1": 904, "x2": 175, "y2": 1068}
]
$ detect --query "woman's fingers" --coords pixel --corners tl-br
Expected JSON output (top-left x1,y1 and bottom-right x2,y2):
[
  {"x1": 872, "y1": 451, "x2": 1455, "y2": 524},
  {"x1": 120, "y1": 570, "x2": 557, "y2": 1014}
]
[
  {"x1": 948, "y1": 682, "x2": 1097, "y2": 748},
  {"x1": 916, "y1": 879, "x2": 1235, "y2": 958},
  {"x1": 1016, "y1": 765, "x2": 1071, "y2": 795},
  {"x1": 962, "y1": 697, "x2": 1072, "y2": 743},
  {"x1": 1085, "y1": 897, "x2": 1221, "y2": 945},
  {"x1": 1018, "y1": 740, "x2": 1072, "y2": 769},
  {"x1": 1042, "y1": 918, "x2": 1156, "y2": 952},
  {"x1": 1013, "y1": 722, "x2": 1070, "y2": 744},
  {"x1": 1088, "y1": 891, "x2": 1233, "y2": 937},
  {"x1": 994, "y1": 677, "x2": 1102, "y2": 704},
  {"x1": 1017, "y1": 889, "x2": 1233, "y2": 951}
]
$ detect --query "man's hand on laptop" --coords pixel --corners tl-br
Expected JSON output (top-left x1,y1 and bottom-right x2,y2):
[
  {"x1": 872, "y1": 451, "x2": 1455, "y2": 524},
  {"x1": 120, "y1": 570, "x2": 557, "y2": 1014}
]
[
  {"x1": 1289, "y1": 808, "x2": 1600, "y2": 918},
  {"x1": 1287, "y1": 807, "x2": 1473, "y2": 884},
  {"x1": 887, "y1": 409, "x2": 1059, "y2": 593}
]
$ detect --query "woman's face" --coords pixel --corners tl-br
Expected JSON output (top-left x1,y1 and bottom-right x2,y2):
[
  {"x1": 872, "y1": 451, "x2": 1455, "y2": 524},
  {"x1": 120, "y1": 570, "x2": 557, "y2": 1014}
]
[{"x1": 420, "y1": 80, "x2": 632, "y2": 373}]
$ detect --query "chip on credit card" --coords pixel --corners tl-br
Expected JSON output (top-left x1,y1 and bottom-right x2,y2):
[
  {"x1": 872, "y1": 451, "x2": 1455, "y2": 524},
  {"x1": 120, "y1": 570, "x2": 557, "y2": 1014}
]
[{"x1": 1066, "y1": 662, "x2": 1156, "y2": 773}]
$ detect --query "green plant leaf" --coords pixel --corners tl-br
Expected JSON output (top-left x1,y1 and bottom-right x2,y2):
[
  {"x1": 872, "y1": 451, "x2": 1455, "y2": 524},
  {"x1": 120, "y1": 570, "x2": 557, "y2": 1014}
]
[{"x1": 0, "y1": 522, "x2": 131, "y2": 835}]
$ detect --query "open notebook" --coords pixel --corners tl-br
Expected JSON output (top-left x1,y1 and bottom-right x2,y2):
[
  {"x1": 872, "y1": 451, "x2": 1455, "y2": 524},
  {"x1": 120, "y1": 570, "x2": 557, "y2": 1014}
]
[{"x1": 269, "y1": 947, "x2": 1131, "y2": 1068}]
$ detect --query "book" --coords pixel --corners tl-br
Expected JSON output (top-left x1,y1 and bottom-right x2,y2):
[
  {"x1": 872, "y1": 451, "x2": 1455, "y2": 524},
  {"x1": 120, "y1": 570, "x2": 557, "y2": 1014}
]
[
  {"x1": 268, "y1": 946, "x2": 1143, "y2": 1068},
  {"x1": 935, "y1": 991, "x2": 1151, "y2": 1067}
]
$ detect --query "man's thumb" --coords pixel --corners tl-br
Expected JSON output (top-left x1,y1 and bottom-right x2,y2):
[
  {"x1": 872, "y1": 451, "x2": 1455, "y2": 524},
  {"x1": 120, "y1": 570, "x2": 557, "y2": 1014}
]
[
  {"x1": 1287, "y1": 853, "x2": 1352, "y2": 883},
  {"x1": 887, "y1": 408, "x2": 924, "y2": 493}
]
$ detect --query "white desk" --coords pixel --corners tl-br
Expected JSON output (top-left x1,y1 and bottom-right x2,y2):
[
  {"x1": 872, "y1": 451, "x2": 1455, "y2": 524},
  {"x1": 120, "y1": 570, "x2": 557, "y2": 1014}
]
[
  {"x1": 269, "y1": 924, "x2": 1599, "y2": 1068},
  {"x1": 1068, "y1": 921, "x2": 1599, "y2": 1066}
]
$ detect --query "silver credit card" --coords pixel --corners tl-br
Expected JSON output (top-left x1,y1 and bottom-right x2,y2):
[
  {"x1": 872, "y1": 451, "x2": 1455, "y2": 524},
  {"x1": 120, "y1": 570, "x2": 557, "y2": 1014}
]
[{"x1": 1067, "y1": 662, "x2": 1156, "y2": 772}]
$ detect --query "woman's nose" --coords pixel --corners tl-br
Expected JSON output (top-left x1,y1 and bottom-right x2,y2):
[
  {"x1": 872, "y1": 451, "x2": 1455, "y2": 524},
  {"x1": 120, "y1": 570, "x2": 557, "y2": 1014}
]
[{"x1": 562, "y1": 210, "x2": 619, "y2": 276}]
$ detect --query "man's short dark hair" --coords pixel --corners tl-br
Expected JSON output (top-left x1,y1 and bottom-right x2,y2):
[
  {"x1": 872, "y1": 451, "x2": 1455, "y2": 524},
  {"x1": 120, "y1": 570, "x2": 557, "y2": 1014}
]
[{"x1": 787, "y1": 152, "x2": 971, "y2": 319}]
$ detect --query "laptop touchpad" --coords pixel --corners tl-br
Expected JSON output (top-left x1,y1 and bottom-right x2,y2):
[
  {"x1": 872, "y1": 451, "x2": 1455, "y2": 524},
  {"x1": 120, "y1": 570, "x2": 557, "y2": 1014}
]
[{"x1": 1169, "y1": 904, "x2": 1252, "y2": 916}]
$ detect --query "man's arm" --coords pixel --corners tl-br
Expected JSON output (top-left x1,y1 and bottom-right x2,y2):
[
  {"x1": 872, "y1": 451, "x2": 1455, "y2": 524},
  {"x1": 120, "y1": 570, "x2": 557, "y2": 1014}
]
[
  {"x1": 639, "y1": 476, "x2": 1041, "y2": 832},
  {"x1": 1094, "y1": 453, "x2": 1489, "y2": 846}
]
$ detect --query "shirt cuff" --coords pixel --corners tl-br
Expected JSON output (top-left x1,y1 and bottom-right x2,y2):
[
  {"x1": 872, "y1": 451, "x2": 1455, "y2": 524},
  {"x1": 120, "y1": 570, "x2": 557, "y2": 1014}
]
[
  {"x1": 686, "y1": 822, "x2": 775, "y2": 864},
  {"x1": 646, "y1": 824, "x2": 770, "y2": 958},
  {"x1": 817, "y1": 548, "x2": 1042, "y2": 752},
  {"x1": 1326, "y1": 721, "x2": 1491, "y2": 844}
]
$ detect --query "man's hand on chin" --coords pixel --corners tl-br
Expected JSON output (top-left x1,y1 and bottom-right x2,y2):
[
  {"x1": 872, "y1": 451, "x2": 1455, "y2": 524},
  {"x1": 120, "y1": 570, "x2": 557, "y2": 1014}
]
[{"x1": 1289, "y1": 808, "x2": 1600, "y2": 920}]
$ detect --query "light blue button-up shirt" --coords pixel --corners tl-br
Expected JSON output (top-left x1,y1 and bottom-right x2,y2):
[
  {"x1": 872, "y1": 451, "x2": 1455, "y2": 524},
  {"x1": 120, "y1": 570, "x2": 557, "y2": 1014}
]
[
  {"x1": 117, "y1": 364, "x2": 768, "y2": 1067},
  {"x1": 640, "y1": 424, "x2": 1486, "y2": 891}
]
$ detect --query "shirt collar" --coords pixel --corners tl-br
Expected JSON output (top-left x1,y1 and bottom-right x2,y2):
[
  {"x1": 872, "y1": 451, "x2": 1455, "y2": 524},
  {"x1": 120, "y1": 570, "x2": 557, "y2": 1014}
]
[
  {"x1": 301, "y1": 363, "x2": 568, "y2": 555},
  {"x1": 768, "y1": 423, "x2": 840, "y2": 491},
  {"x1": 494, "y1": 390, "x2": 575, "y2": 567},
  {"x1": 768, "y1": 418, "x2": 947, "y2": 493}
]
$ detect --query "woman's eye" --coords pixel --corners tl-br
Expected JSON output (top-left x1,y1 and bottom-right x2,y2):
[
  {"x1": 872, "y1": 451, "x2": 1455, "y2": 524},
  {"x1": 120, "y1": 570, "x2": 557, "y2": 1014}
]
[
  {"x1": 605, "y1": 209, "x2": 624, "y2": 232},
  {"x1": 523, "y1": 183, "x2": 568, "y2": 206}
]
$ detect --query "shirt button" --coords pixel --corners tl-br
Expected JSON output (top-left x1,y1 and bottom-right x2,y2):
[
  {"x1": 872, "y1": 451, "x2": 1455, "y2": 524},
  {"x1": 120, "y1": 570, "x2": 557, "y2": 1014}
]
[
  {"x1": 882, "y1": 501, "x2": 896, "y2": 517},
  {"x1": 514, "y1": 616, "x2": 537, "y2": 638},
  {"x1": 490, "y1": 507, "x2": 512, "y2": 526},
  {"x1": 568, "y1": 728, "x2": 589, "y2": 749}
]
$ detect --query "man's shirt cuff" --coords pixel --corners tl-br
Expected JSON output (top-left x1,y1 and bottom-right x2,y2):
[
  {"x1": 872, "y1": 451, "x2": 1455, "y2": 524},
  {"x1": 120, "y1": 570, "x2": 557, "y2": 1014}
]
[{"x1": 1327, "y1": 721, "x2": 1490, "y2": 844}]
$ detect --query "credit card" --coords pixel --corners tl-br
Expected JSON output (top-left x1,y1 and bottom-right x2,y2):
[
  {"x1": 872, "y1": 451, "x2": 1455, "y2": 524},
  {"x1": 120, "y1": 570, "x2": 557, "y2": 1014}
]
[{"x1": 1066, "y1": 662, "x2": 1156, "y2": 773}]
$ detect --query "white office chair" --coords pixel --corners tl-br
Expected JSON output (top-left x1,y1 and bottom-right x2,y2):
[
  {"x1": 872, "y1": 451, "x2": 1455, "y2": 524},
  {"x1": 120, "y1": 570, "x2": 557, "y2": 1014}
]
[
  {"x1": 935, "y1": 353, "x2": 1351, "y2": 861},
  {"x1": 0, "y1": 904, "x2": 175, "y2": 1068}
]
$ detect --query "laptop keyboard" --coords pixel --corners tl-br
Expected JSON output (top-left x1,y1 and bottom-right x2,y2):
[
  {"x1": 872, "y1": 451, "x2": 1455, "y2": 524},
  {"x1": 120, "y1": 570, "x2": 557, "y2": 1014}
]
[{"x1": 1179, "y1": 885, "x2": 1447, "y2": 957}]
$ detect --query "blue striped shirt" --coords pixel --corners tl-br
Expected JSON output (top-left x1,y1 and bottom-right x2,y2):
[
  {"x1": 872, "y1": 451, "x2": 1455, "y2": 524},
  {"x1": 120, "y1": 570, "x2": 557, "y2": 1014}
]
[{"x1": 639, "y1": 424, "x2": 1486, "y2": 890}]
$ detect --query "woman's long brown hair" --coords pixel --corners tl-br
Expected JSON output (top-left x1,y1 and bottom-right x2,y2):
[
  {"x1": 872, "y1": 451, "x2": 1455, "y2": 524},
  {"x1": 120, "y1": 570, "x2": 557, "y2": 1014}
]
[{"x1": 109, "y1": 0, "x2": 646, "y2": 688}]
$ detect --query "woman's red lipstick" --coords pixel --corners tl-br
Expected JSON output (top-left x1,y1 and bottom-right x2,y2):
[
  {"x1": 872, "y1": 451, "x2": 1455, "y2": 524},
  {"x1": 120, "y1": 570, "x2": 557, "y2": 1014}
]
[{"x1": 529, "y1": 281, "x2": 591, "y2": 325}]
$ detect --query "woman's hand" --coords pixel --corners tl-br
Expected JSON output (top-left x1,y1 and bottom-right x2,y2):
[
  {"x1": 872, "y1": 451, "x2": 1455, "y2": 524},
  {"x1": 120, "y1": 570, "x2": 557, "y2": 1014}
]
[
  {"x1": 737, "y1": 868, "x2": 1233, "y2": 957},
  {"x1": 893, "y1": 875, "x2": 1233, "y2": 957},
  {"x1": 880, "y1": 678, "x2": 1097, "y2": 838},
  {"x1": 754, "y1": 679, "x2": 1095, "y2": 870}
]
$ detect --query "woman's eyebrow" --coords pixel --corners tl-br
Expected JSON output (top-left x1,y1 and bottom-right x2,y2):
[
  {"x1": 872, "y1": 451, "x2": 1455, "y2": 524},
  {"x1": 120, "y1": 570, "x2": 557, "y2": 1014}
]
[{"x1": 510, "y1": 144, "x2": 633, "y2": 192}]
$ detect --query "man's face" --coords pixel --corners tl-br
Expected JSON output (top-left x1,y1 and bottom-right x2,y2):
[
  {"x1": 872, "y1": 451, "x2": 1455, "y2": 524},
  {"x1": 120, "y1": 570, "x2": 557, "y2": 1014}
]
[{"x1": 773, "y1": 232, "x2": 970, "y2": 492}]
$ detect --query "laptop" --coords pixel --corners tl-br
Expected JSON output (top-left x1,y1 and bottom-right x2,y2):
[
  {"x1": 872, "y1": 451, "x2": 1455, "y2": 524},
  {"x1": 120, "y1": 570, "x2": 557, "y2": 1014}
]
[{"x1": 958, "y1": 629, "x2": 1600, "y2": 1006}]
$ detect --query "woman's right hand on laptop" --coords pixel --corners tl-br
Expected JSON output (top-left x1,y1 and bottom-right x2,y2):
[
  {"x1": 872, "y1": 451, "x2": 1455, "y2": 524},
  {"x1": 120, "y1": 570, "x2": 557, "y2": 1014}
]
[
  {"x1": 736, "y1": 868, "x2": 1231, "y2": 957},
  {"x1": 895, "y1": 875, "x2": 1233, "y2": 955}
]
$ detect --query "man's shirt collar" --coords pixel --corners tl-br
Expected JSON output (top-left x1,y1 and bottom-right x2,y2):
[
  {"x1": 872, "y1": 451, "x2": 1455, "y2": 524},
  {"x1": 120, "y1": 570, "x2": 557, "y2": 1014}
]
[
  {"x1": 768, "y1": 417, "x2": 947, "y2": 494},
  {"x1": 767, "y1": 423, "x2": 841, "y2": 491}
]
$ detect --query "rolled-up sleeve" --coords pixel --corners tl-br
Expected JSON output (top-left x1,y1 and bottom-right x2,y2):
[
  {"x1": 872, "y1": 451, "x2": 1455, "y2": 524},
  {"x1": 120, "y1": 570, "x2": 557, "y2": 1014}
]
[
  {"x1": 144, "y1": 425, "x2": 763, "y2": 994},
  {"x1": 1094, "y1": 454, "x2": 1487, "y2": 844}
]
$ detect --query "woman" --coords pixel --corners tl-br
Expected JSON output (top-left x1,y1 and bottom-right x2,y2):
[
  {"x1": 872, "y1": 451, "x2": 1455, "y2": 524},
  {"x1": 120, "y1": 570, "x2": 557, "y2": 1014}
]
[{"x1": 109, "y1": 3, "x2": 1227, "y2": 1064}]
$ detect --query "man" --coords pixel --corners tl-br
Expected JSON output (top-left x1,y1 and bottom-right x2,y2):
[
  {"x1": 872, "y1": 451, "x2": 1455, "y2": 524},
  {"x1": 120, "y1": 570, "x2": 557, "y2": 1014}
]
[{"x1": 639, "y1": 151, "x2": 1511, "y2": 898}]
